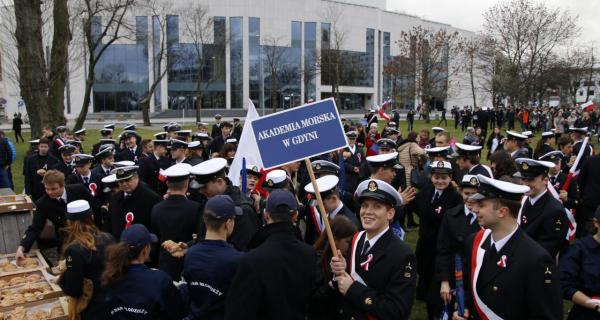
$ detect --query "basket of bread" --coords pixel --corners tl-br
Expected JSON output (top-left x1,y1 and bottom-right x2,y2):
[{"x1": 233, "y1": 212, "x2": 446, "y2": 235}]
[
  {"x1": 0, "y1": 297, "x2": 67, "y2": 320},
  {"x1": 0, "y1": 271, "x2": 63, "y2": 310},
  {"x1": 0, "y1": 251, "x2": 50, "y2": 277}
]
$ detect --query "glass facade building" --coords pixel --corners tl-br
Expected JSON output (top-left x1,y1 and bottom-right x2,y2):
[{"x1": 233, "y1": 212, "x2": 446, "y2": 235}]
[{"x1": 89, "y1": 12, "x2": 452, "y2": 112}]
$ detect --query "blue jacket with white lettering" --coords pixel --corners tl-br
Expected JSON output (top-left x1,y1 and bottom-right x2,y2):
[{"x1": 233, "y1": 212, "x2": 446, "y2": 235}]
[
  {"x1": 182, "y1": 240, "x2": 243, "y2": 320},
  {"x1": 104, "y1": 264, "x2": 185, "y2": 320}
]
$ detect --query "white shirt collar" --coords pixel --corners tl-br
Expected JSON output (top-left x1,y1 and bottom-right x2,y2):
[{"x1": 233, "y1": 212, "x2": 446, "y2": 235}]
[
  {"x1": 510, "y1": 150, "x2": 518, "y2": 157},
  {"x1": 348, "y1": 145, "x2": 356, "y2": 153},
  {"x1": 60, "y1": 190, "x2": 67, "y2": 202},
  {"x1": 365, "y1": 226, "x2": 389, "y2": 249},
  {"x1": 329, "y1": 202, "x2": 344, "y2": 219},
  {"x1": 80, "y1": 172, "x2": 91, "y2": 179},
  {"x1": 464, "y1": 205, "x2": 476, "y2": 224},
  {"x1": 490, "y1": 224, "x2": 519, "y2": 252},
  {"x1": 101, "y1": 164, "x2": 112, "y2": 172},
  {"x1": 528, "y1": 189, "x2": 547, "y2": 206}
]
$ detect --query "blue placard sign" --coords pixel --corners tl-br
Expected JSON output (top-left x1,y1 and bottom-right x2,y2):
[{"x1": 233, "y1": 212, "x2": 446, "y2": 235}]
[{"x1": 252, "y1": 98, "x2": 348, "y2": 169}]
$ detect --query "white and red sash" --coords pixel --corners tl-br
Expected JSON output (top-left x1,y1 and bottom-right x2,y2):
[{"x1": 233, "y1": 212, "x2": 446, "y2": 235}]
[
  {"x1": 348, "y1": 231, "x2": 378, "y2": 320},
  {"x1": 470, "y1": 229, "x2": 503, "y2": 320},
  {"x1": 349, "y1": 231, "x2": 367, "y2": 286},
  {"x1": 547, "y1": 184, "x2": 576, "y2": 241},
  {"x1": 307, "y1": 195, "x2": 324, "y2": 234}
]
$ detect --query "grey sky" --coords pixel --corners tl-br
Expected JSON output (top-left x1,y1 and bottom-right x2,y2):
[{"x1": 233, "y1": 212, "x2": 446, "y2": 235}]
[{"x1": 387, "y1": 0, "x2": 599, "y2": 44}]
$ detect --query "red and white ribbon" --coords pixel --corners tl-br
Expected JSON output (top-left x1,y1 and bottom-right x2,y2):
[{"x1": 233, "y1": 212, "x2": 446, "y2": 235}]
[
  {"x1": 88, "y1": 183, "x2": 97, "y2": 197},
  {"x1": 497, "y1": 255, "x2": 507, "y2": 268},
  {"x1": 360, "y1": 254, "x2": 374, "y2": 271},
  {"x1": 124, "y1": 212, "x2": 134, "y2": 229}
]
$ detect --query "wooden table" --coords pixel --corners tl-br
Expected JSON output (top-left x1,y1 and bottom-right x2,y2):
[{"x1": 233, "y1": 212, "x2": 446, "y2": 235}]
[{"x1": 0, "y1": 188, "x2": 33, "y2": 254}]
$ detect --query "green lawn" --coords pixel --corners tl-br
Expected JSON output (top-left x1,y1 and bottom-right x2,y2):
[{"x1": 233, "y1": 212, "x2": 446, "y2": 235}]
[{"x1": 10, "y1": 119, "x2": 592, "y2": 319}]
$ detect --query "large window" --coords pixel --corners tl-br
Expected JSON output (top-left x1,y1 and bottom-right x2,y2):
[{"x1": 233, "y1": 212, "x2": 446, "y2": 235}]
[
  {"x1": 262, "y1": 22, "x2": 302, "y2": 110},
  {"x1": 230, "y1": 17, "x2": 243, "y2": 109},
  {"x1": 304, "y1": 22, "x2": 317, "y2": 103},
  {"x1": 321, "y1": 27, "x2": 375, "y2": 88},
  {"x1": 249, "y1": 17, "x2": 262, "y2": 108},
  {"x1": 93, "y1": 16, "x2": 149, "y2": 112},
  {"x1": 166, "y1": 15, "x2": 226, "y2": 110}
]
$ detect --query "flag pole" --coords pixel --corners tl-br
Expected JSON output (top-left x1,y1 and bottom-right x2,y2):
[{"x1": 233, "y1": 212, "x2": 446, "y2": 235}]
[
  {"x1": 304, "y1": 158, "x2": 338, "y2": 257},
  {"x1": 562, "y1": 136, "x2": 589, "y2": 191}
]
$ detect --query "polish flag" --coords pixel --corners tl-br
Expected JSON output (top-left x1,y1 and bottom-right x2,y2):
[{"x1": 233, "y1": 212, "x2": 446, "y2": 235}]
[
  {"x1": 581, "y1": 101, "x2": 596, "y2": 112},
  {"x1": 377, "y1": 99, "x2": 392, "y2": 121}
]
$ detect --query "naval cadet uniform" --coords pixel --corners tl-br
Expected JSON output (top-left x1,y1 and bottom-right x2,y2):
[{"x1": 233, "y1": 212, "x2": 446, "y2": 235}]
[
  {"x1": 559, "y1": 232, "x2": 600, "y2": 320},
  {"x1": 414, "y1": 161, "x2": 462, "y2": 317},
  {"x1": 182, "y1": 195, "x2": 244, "y2": 320},
  {"x1": 150, "y1": 163, "x2": 201, "y2": 281},
  {"x1": 23, "y1": 150, "x2": 58, "y2": 201},
  {"x1": 303, "y1": 174, "x2": 360, "y2": 245},
  {"x1": 337, "y1": 179, "x2": 416, "y2": 320},
  {"x1": 104, "y1": 225, "x2": 185, "y2": 320},
  {"x1": 462, "y1": 174, "x2": 563, "y2": 320},
  {"x1": 20, "y1": 184, "x2": 95, "y2": 253},
  {"x1": 59, "y1": 200, "x2": 115, "y2": 320},
  {"x1": 138, "y1": 140, "x2": 171, "y2": 195},
  {"x1": 515, "y1": 159, "x2": 569, "y2": 258},
  {"x1": 105, "y1": 166, "x2": 162, "y2": 241},
  {"x1": 435, "y1": 175, "x2": 482, "y2": 306},
  {"x1": 190, "y1": 158, "x2": 260, "y2": 251}
]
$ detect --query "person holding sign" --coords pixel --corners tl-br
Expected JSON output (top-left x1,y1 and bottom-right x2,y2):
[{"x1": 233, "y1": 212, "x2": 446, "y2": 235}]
[
  {"x1": 453, "y1": 175, "x2": 562, "y2": 320},
  {"x1": 330, "y1": 179, "x2": 416, "y2": 320}
]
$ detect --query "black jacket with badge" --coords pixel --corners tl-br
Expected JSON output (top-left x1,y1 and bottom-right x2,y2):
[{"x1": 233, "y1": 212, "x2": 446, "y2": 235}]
[
  {"x1": 105, "y1": 182, "x2": 162, "y2": 241},
  {"x1": 116, "y1": 146, "x2": 142, "y2": 163},
  {"x1": 435, "y1": 203, "x2": 481, "y2": 283},
  {"x1": 225, "y1": 222, "x2": 317, "y2": 320},
  {"x1": 150, "y1": 194, "x2": 201, "y2": 281},
  {"x1": 20, "y1": 184, "x2": 96, "y2": 251},
  {"x1": 520, "y1": 191, "x2": 569, "y2": 258},
  {"x1": 414, "y1": 184, "x2": 462, "y2": 302},
  {"x1": 463, "y1": 228, "x2": 563, "y2": 320},
  {"x1": 51, "y1": 161, "x2": 75, "y2": 180},
  {"x1": 59, "y1": 232, "x2": 115, "y2": 320},
  {"x1": 138, "y1": 154, "x2": 170, "y2": 195},
  {"x1": 23, "y1": 153, "x2": 59, "y2": 201},
  {"x1": 339, "y1": 228, "x2": 416, "y2": 320},
  {"x1": 343, "y1": 146, "x2": 366, "y2": 193}
]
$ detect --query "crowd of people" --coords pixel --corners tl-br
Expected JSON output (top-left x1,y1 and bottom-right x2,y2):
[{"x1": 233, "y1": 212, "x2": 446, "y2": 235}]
[{"x1": 8, "y1": 105, "x2": 600, "y2": 319}]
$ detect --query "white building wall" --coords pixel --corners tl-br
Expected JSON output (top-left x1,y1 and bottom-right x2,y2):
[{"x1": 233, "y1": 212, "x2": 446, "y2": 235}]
[{"x1": 0, "y1": 0, "x2": 490, "y2": 118}]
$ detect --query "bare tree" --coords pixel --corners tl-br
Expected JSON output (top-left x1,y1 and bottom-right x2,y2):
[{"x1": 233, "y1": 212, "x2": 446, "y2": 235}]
[
  {"x1": 73, "y1": 0, "x2": 136, "y2": 131},
  {"x1": 11, "y1": 0, "x2": 71, "y2": 137},
  {"x1": 482, "y1": 0, "x2": 579, "y2": 104},
  {"x1": 262, "y1": 36, "x2": 286, "y2": 112},
  {"x1": 393, "y1": 26, "x2": 463, "y2": 122},
  {"x1": 459, "y1": 36, "x2": 482, "y2": 108},
  {"x1": 178, "y1": 2, "x2": 224, "y2": 122},
  {"x1": 319, "y1": 3, "x2": 346, "y2": 107},
  {"x1": 137, "y1": 0, "x2": 169, "y2": 126}
]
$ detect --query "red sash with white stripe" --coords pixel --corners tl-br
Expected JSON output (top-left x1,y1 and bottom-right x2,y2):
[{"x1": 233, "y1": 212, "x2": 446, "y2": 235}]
[
  {"x1": 348, "y1": 231, "x2": 378, "y2": 320},
  {"x1": 470, "y1": 229, "x2": 503, "y2": 320}
]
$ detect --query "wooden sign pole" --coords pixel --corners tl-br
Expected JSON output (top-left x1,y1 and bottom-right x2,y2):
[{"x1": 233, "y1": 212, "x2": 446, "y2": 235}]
[{"x1": 304, "y1": 158, "x2": 338, "y2": 257}]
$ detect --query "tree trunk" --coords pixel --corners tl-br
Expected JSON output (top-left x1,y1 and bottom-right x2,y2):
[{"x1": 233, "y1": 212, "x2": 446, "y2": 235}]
[
  {"x1": 74, "y1": 61, "x2": 95, "y2": 131},
  {"x1": 470, "y1": 58, "x2": 477, "y2": 108},
  {"x1": 14, "y1": 0, "x2": 48, "y2": 138},
  {"x1": 47, "y1": 0, "x2": 70, "y2": 127},
  {"x1": 195, "y1": 91, "x2": 203, "y2": 123},
  {"x1": 271, "y1": 72, "x2": 277, "y2": 113}
]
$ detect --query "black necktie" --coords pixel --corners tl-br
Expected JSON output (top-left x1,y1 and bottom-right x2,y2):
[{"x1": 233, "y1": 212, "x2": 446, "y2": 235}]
[
  {"x1": 361, "y1": 240, "x2": 371, "y2": 257},
  {"x1": 105, "y1": 170, "x2": 110, "y2": 176},
  {"x1": 57, "y1": 198, "x2": 65, "y2": 206},
  {"x1": 467, "y1": 212, "x2": 475, "y2": 225},
  {"x1": 431, "y1": 191, "x2": 440, "y2": 203},
  {"x1": 83, "y1": 177, "x2": 89, "y2": 184},
  {"x1": 550, "y1": 176, "x2": 556, "y2": 186}
]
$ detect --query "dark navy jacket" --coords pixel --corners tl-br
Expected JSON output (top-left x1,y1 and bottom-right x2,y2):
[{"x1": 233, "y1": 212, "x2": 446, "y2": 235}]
[
  {"x1": 104, "y1": 264, "x2": 185, "y2": 320},
  {"x1": 559, "y1": 235, "x2": 600, "y2": 320},
  {"x1": 182, "y1": 240, "x2": 242, "y2": 320}
]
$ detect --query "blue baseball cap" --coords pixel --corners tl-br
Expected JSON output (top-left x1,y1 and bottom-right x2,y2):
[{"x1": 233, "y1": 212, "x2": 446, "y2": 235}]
[
  {"x1": 266, "y1": 189, "x2": 298, "y2": 214},
  {"x1": 205, "y1": 195, "x2": 243, "y2": 219},
  {"x1": 120, "y1": 224, "x2": 158, "y2": 248}
]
